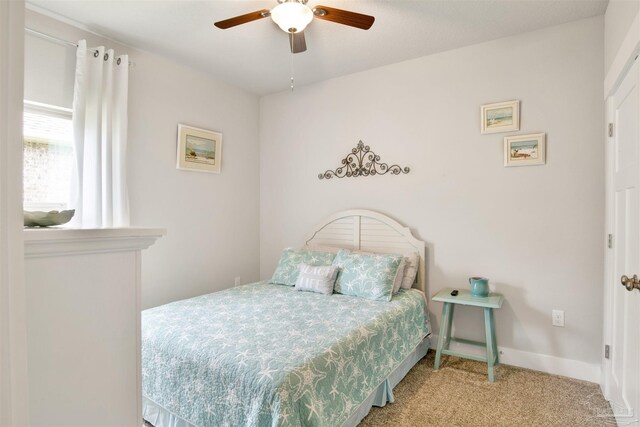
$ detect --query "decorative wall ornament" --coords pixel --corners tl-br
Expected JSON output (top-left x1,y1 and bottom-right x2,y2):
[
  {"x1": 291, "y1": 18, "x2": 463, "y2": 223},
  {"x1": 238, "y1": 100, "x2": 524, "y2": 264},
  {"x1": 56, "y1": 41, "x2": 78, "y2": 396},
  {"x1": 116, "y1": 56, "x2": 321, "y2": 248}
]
[{"x1": 318, "y1": 140, "x2": 410, "y2": 180}]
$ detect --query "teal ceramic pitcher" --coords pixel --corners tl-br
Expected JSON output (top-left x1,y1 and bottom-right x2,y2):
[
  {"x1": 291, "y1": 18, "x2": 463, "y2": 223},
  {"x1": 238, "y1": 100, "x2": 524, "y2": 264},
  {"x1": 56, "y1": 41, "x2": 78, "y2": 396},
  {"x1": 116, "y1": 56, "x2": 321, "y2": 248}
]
[{"x1": 469, "y1": 277, "x2": 489, "y2": 297}]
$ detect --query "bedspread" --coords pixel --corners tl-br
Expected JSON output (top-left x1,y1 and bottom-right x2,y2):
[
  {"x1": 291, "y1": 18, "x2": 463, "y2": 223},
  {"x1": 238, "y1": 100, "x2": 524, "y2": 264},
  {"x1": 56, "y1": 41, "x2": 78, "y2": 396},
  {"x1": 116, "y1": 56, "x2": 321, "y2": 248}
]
[{"x1": 142, "y1": 281, "x2": 429, "y2": 427}]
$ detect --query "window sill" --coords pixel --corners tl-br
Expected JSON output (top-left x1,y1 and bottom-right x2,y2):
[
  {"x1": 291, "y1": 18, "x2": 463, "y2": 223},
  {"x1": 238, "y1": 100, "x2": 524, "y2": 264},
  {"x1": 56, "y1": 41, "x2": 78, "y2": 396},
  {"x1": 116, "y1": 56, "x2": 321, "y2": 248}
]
[{"x1": 24, "y1": 227, "x2": 166, "y2": 258}]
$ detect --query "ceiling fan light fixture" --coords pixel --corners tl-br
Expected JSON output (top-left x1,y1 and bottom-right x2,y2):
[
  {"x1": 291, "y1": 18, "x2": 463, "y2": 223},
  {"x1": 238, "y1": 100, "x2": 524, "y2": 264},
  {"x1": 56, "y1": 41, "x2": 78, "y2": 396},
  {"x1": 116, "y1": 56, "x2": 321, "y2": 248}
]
[{"x1": 271, "y1": 1, "x2": 313, "y2": 33}]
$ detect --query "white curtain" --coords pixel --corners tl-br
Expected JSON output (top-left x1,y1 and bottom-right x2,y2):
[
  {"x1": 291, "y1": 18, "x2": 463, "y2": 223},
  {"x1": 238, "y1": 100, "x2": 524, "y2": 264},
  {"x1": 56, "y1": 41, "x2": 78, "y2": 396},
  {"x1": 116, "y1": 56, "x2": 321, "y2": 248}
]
[{"x1": 70, "y1": 39, "x2": 129, "y2": 227}]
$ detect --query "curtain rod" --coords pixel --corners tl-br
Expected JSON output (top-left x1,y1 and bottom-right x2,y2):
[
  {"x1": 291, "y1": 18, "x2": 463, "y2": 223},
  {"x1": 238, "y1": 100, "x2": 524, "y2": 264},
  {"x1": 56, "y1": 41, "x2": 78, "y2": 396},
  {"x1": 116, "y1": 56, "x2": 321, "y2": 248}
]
[
  {"x1": 25, "y1": 27, "x2": 134, "y2": 67},
  {"x1": 25, "y1": 27, "x2": 97, "y2": 52}
]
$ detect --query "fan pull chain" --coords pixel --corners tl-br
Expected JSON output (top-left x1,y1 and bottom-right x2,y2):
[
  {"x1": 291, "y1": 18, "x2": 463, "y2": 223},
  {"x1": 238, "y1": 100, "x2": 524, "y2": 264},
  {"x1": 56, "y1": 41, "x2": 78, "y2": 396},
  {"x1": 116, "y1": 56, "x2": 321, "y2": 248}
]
[{"x1": 290, "y1": 50, "x2": 295, "y2": 91}]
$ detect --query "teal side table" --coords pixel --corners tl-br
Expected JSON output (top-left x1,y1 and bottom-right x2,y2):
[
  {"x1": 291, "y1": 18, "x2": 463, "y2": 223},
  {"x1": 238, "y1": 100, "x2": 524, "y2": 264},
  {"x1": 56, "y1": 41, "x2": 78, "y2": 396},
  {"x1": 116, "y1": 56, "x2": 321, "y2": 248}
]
[{"x1": 432, "y1": 287, "x2": 504, "y2": 383}]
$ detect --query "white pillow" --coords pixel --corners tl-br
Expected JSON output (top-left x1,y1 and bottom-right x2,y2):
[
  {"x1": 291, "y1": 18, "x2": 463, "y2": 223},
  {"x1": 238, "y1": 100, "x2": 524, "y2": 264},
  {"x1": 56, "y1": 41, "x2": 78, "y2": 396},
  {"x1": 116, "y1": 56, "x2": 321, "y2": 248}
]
[
  {"x1": 392, "y1": 257, "x2": 406, "y2": 295},
  {"x1": 401, "y1": 252, "x2": 419, "y2": 289},
  {"x1": 295, "y1": 263, "x2": 339, "y2": 295},
  {"x1": 305, "y1": 245, "x2": 345, "y2": 254}
]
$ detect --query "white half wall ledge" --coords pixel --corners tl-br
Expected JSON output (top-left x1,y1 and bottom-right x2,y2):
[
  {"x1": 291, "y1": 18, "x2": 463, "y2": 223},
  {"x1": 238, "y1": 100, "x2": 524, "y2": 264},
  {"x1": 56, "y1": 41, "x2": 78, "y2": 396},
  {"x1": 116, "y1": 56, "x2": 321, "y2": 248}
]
[
  {"x1": 429, "y1": 334, "x2": 601, "y2": 384},
  {"x1": 24, "y1": 227, "x2": 166, "y2": 258}
]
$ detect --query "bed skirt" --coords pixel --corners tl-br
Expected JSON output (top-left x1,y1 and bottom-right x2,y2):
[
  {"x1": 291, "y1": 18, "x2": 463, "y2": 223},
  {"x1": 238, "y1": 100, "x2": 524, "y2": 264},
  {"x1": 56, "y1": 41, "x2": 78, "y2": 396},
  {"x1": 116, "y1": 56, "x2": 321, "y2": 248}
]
[
  {"x1": 143, "y1": 336, "x2": 430, "y2": 427},
  {"x1": 341, "y1": 335, "x2": 430, "y2": 427}
]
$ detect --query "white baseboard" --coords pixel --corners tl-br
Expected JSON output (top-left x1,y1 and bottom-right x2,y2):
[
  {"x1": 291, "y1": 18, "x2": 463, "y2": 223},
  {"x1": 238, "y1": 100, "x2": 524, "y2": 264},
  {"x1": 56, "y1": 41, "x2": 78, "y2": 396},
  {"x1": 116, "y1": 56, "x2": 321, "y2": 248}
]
[{"x1": 429, "y1": 334, "x2": 601, "y2": 383}]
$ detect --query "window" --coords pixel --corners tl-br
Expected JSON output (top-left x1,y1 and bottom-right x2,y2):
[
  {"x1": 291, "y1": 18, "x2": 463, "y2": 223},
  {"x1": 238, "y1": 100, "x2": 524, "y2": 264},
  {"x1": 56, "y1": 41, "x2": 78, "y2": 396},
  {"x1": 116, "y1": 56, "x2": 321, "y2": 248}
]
[{"x1": 23, "y1": 101, "x2": 74, "y2": 211}]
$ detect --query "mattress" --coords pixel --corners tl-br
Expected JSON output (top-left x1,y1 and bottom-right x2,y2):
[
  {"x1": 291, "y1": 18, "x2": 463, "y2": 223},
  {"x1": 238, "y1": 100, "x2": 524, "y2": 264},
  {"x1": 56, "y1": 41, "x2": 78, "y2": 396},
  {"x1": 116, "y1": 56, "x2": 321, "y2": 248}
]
[{"x1": 141, "y1": 281, "x2": 430, "y2": 427}]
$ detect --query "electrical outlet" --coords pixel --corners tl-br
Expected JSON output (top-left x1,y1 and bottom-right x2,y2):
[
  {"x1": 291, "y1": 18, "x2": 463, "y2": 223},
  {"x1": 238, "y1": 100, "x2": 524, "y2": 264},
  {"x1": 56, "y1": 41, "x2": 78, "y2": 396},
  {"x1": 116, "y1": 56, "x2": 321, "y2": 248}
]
[
  {"x1": 552, "y1": 310, "x2": 565, "y2": 327},
  {"x1": 234, "y1": 276, "x2": 241, "y2": 287}
]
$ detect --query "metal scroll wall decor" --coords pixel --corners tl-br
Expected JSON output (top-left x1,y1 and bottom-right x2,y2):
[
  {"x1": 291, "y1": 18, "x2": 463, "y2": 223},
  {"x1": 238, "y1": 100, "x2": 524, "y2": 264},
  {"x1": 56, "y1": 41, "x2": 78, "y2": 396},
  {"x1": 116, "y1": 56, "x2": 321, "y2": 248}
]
[{"x1": 318, "y1": 140, "x2": 410, "y2": 180}]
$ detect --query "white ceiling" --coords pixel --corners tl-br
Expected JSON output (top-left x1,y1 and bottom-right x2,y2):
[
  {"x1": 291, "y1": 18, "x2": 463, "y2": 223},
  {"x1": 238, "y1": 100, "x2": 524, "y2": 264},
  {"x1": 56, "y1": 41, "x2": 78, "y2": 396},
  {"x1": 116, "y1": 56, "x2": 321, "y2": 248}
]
[{"x1": 27, "y1": 0, "x2": 608, "y2": 96}]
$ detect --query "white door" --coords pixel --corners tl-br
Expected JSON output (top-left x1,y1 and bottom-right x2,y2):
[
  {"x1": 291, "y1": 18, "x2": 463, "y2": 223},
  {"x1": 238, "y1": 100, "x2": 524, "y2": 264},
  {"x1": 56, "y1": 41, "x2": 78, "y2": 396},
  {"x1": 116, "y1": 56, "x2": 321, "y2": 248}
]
[{"x1": 605, "y1": 57, "x2": 640, "y2": 426}]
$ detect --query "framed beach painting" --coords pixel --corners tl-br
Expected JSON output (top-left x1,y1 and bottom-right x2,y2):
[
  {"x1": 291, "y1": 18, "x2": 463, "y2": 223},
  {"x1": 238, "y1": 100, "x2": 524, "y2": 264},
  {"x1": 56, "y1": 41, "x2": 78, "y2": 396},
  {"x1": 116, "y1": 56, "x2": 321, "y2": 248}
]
[
  {"x1": 504, "y1": 133, "x2": 546, "y2": 167},
  {"x1": 176, "y1": 124, "x2": 222, "y2": 173},
  {"x1": 481, "y1": 100, "x2": 520, "y2": 134}
]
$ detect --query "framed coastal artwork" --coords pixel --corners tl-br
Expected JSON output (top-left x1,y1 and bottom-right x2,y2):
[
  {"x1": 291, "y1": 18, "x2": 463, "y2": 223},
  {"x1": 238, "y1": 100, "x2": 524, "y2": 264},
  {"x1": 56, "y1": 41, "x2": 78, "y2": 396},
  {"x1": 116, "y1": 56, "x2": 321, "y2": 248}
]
[
  {"x1": 481, "y1": 100, "x2": 520, "y2": 134},
  {"x1": 504, "y1": 133, "x2": 546, "y2": 167},
  {"x1": 176, "y1": 124, "x2": 222, "y2": 173}
]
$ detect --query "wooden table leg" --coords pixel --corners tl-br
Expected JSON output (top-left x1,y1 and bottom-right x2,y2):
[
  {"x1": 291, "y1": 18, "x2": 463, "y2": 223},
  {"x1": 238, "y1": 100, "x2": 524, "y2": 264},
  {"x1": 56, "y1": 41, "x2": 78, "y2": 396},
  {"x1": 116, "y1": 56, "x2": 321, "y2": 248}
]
[
  {"x1": 490, "y1": 306, "x2": 498, "y2": 365},
  {"x1": 484, "y1": 307, "x2": 495, "y2": 383},
  {"x1": 434, "y1": 302, "x2": 452, "y2": 370},
  {"x1": 444, "y1": 303, "x2": 455, "y2": 350}
]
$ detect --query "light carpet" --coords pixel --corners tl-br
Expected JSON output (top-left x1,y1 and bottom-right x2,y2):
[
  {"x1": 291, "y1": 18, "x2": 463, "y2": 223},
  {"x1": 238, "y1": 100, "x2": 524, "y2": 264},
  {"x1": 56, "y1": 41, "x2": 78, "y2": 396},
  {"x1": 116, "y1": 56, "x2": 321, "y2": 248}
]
[{"x1": 360, "y1": 351, "x2": 613, "y2": 426}]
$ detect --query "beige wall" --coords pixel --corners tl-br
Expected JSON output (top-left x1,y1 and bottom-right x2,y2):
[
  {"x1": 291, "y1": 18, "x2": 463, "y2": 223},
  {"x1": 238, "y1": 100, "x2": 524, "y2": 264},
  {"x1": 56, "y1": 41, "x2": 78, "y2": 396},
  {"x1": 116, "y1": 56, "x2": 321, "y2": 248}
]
[
  {"x1": 260, "y1": 17, "x2": 605, "y2": 375},
  {"x1": 25, "y1": 9, "x2": 261, "y2": 309}
]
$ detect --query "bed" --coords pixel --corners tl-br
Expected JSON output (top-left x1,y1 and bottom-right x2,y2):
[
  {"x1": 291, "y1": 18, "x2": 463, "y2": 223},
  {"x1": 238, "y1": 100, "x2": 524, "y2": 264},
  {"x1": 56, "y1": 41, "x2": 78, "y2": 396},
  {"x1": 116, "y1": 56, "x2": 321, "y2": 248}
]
[{"x1": 142, "y1": 210, "x2": 431, "y2": 427}]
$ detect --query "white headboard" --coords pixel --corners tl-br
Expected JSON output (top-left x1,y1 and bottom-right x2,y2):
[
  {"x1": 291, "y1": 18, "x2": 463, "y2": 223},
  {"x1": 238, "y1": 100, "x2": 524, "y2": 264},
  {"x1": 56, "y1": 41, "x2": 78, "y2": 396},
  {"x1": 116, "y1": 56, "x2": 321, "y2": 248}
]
[{"x1": 304, "y1": 209, "x2": 426, "y2": 293}]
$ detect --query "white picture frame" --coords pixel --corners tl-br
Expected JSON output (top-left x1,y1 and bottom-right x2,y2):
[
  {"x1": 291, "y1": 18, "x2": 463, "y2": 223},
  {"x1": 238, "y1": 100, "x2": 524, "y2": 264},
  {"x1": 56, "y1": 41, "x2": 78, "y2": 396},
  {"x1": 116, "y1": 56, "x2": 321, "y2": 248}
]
[
  {"x1": 176, "y1": 124, "x2": 222, "y2": 173},
  {"x1": 504, "y1": 133, "x2": 546, "y2": 167},
  {"x1": 481, "y1": 100, "x2": 520, "y2": 134}
]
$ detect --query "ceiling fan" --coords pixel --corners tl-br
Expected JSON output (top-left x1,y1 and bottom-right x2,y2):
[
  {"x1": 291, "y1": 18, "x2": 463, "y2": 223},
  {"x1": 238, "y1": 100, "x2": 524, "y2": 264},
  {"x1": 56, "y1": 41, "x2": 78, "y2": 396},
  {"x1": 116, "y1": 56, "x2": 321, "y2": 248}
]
[{"x1": 214, "y1": 0, "x2": 375, "y2": 54}]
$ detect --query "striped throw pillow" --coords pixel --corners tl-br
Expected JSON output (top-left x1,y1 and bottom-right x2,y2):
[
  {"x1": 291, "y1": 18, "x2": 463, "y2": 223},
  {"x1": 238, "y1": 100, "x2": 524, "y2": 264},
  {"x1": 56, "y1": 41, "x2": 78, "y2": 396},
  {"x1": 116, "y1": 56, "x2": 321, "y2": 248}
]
[{"x1": 295, "y1": 263, "x2": 339, "y2": 295}]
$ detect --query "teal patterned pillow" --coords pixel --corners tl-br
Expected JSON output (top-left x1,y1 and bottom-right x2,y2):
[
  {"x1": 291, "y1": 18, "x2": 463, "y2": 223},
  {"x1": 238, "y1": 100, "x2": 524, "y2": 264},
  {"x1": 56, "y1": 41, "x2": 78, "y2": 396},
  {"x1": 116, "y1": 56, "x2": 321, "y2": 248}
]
[
  {"x1": 270, "y1": 248, "x2": 336, "y2": 286},
  {"x1": 332, "y1": 249, "x2": 404, "y2": 302}
]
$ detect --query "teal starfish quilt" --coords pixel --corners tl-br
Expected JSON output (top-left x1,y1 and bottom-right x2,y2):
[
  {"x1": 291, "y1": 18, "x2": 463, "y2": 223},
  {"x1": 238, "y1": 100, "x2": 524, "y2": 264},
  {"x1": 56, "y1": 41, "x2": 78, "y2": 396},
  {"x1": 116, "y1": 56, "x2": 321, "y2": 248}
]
[{"x1": 142, "y1": 282, "x2": 429, "y2": 427}]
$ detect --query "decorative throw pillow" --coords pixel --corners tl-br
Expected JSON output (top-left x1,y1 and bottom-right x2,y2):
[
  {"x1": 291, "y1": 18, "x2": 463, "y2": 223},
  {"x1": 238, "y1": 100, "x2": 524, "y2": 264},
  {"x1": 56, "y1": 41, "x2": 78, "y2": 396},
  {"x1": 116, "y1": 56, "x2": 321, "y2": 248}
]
[
  {"x1": 400, "y1": 252, "x2": 419, "y2": 290},
  {"x1": 314, "y1": 247, "x2": 406, "y2": 294},
  {"x1": 332, "y1": 249, "x2": 404, "y2": 302},
  {"x1": 295, "y1": 263, "x2": 339, "y2": 295},
  {"x1": 310, "y1": 247, "x2": 406, "y2": 294},
  {"x1": 270, "y1": 248, "x2": 336, "y2": 286}
]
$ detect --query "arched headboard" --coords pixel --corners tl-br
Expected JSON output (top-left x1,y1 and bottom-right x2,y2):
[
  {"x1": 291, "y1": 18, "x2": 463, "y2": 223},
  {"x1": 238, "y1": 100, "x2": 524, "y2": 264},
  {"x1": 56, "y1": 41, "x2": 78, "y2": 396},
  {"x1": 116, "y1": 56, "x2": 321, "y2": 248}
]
[{"x1": 304, "y1": 209, "x2": 426, "y2": 293}]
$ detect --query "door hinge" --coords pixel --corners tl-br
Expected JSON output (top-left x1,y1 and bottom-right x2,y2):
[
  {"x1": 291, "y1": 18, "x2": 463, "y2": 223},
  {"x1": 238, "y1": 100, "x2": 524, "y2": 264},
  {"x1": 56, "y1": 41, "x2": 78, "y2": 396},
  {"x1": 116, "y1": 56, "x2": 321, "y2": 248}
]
[
  {"x1": 608, "y1": 234, "x2": 613, "y2": 249},
  {"x1": 605, "y1": 344, "x2": 610, "y2": 359},
  {"x1": 608, "y1": 123, "x2": 614, "y2": 137}
]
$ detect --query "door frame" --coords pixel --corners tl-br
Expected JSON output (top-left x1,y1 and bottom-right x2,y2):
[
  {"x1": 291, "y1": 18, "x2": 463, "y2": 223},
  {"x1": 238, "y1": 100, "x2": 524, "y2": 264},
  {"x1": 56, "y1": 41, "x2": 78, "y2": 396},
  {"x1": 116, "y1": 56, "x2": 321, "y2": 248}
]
[
  {"x1": 602, "y1": 84, "x2": 614, "y2": 402},
  {"x1": 602, "y1": 23, "x2": 640, "y2": 424}
]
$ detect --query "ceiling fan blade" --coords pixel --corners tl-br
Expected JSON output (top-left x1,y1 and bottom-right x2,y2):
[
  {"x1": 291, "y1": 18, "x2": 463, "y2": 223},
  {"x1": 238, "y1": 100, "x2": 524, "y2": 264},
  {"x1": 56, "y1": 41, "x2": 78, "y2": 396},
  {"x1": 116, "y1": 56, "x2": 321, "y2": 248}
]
[
  {"x1": 289, "y1": 31, "x2": 307, "y2": 54},
  {"x1": 312, "y1": 6, "x2": 374, "y2": 30},
  {"x1": 214, "y1": 9, "x2": 270, "y2": 29}
]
